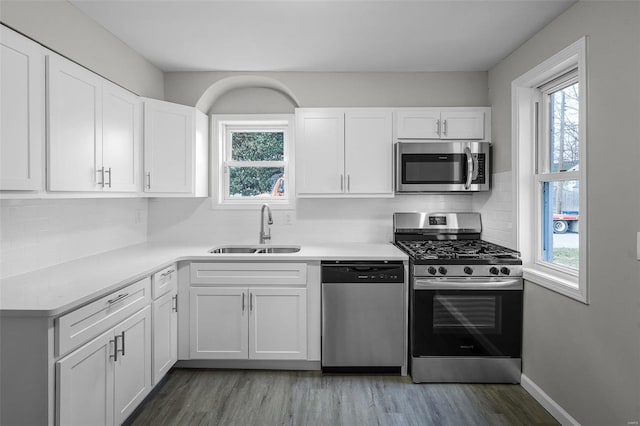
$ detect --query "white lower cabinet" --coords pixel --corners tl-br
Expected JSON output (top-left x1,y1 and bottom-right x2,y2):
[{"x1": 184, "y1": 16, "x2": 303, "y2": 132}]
[
  {"x1": 189, "y1": 286, "x2": 307, "y2": 360},
  {"x1": 152, "y1": 289, "x2": 178, "y2": 384},
  {"x1": 56, "y1": 305, "x2": 152, "y2": 426}
]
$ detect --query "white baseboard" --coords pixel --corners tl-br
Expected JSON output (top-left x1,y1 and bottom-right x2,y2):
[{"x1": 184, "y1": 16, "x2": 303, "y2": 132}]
[{"x1": 521, "y1": 374, "x2": 581, "y2": 426}]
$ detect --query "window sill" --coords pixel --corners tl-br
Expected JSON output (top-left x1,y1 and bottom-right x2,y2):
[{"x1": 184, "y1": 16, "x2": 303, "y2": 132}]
[
  {"x1": 523, "y1": 266, "x2": 588, "y2": 304},
  {"x1": 211, "y1": 199, "x2": 295, "y2": 211}
]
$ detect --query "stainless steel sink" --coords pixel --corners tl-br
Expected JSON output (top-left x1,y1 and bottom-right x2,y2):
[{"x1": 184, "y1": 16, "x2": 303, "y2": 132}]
[{"x1": 209, "y1": 245, "x2": 300, "y2": 254}]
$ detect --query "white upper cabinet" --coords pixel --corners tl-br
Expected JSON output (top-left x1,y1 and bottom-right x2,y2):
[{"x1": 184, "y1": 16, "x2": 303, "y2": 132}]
[
  {"x1": 0, "y1": 27, "x2": 45, "y2": 191},
  {"x1": 395, "y1": 108, "x2": 489, "y2": 141},
  {"x1": 296, "y1": 108, "x2": 393, "y2": 198},
  {"x1": 47, "y1": 54, "x2": 103, "y2": 191},
  {"x1": 102, "y1": 81, "x2": 141, "y2": 192},
  {"x1": 142, "y1": 98, "x2": 208, "y2": 197},
  {"x1": 295, "y1": 109, "x2": 345, "y2": 195},
  {"x1": 47, "y1": 54, "x2": 141, "y2": 192}
]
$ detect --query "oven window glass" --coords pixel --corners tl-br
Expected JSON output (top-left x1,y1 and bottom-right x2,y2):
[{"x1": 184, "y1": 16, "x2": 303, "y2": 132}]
[
  {"x1": 403, "y1": 154, "x2": 464, "y2": 184},
  {"x1": 433, "y1": 295, "x2": 502, "y2": 334}
]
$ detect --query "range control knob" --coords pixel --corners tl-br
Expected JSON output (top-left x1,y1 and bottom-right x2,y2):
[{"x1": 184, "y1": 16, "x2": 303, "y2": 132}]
[
  {"x1": 500, "y1": 267, "x2": 511, "y2": 275},
  {"x1": 489, "y1": 267, "x2": 499, "y2": 275},
  {"x1": 464, "y1": 266, "x2": 474, "y2": 275},
  {"x1": 438, "y1": 266, "x2": 448, "y2": 275},
  {"x1": 427, "y1": 267, "x2": 437, "y2": 275}
]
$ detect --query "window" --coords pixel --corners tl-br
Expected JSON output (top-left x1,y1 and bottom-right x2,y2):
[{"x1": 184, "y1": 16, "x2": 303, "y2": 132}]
[
  {"x1": 213, "y1": 115, "x2": 294, "y2": 208},
  {"x1": 512, "y1": 37, "x2": 588, "y2": 303}
]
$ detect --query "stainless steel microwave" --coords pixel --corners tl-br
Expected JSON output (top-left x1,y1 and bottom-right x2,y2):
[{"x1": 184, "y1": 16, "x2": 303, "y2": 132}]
[{"x1": 395, "y1": 141, "x2": 491, "y2": 192}]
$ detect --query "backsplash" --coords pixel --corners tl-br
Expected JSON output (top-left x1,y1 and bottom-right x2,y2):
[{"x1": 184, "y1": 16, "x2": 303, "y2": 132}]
[
  {"x1": 0, "y1": 198, "x2": 148, "y2": 278},
  {"x1": 147, "y1": 195, "x2": 474, "y2": 245},
  {"x1": 472, "y1": 171, "x2": 515, "y2": 248}
]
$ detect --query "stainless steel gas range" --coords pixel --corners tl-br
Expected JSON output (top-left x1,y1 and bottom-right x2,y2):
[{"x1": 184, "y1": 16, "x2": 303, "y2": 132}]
[{"x1": 393, "y1": 212, "x2": 523, "y2": 384}]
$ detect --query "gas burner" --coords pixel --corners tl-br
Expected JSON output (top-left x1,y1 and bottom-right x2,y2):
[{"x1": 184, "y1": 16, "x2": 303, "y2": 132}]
[{"x1": 394, "y1": 239, "x2": 521, "y2": 263}]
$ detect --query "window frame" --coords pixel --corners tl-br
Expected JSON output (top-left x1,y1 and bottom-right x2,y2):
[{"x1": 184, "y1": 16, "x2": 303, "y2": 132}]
[
  {"x1": 212, "y1": 114, "x2": 295, "y2": 210},
  {"x1": 512, "y1": 37, "x2": 589, "y2": 303}
]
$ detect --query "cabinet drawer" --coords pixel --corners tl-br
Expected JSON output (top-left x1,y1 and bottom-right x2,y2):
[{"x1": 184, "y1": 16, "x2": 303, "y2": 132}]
[
  {"x1": 152, "y1": 263, "x2": 177, "y2": 299},
  {"x1": 56, "y1": 277, "x2": 151, "y2": 356},
  {"x1": 190, "y1": 263, "x2": 307, "y2": 285}
]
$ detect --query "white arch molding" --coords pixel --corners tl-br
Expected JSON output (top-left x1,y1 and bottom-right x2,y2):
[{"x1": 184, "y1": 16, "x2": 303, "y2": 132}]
[{"x1": 195, "y1": 75, "x2": 301, "y2": 113}]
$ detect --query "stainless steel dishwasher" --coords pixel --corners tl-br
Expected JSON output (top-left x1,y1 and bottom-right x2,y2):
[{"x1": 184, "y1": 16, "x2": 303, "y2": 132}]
[{"x1": 321, "y1": 261, "x2": 405, "y2": 373}]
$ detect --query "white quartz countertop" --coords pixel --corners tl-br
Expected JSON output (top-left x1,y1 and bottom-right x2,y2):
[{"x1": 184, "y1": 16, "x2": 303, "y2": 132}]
[{"x1": 0, "y1": 242, "x2": 407, "y2": 317}]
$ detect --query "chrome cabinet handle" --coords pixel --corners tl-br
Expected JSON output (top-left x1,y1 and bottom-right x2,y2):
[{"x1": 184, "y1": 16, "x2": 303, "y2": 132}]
[
  {"x1": 436, "y1": 119, "x2": 441, "y2": 136},
  {"x1": 442, "y1": 119, "x2": 448, "y2": 136},
  {"x1": 146, "y1": 172, "x2": 151, "y2": 190},
  {"x1": 242, "y1": 293, "x2": 245, "y2": 312},
  {"x1": 172, "y1": 294, "x2": 178, "y2": 313},
  {"x1": 105, "y1": 167, "x2": 112, "y2": 188},
  {"x1": 464, "y1": 147, "x2": 473, "y2": 190},
  {"x1": 107, "y1": 293, "x2": 128, "y2": 304},
  {"x1": 347, "y1": 175, "x2": 351, "y2": 192},
  {"x1": 250, "y1": 293, "x2": 253, "y2": 311},
  {"x1": 340, "y1": 174, "x2": 344, "y2": 192},
  {"x1": 161, "y1": 269, "x2": 175, "y2": 277},
  {"x1": 115, "y1": 331, "x2": 125, "y2": 357},
  {"x1": 97, "y1": 168, "x2": 105, "y2": 187},
  {"x1": 110, "y1": 338, "x2": 118, "y2": 361}
]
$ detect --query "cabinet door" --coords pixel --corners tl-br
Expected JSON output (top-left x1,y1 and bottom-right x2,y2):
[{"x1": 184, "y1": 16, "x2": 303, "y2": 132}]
[
  {"x1": 56, "y1": 330, "x2": 114, "y2": 426},
  {"x1": 102, "y1": 81, "x2": 141, "y2": 192},
  {"x1": 189, "y1": 287, "x2": 248, "y2": 359},
  {"x1": 47, "y1": 54, "x2": 103, "y2": 191},
  {"x1": 295, "y1": 110, "x2": 345, "y2": 196},
  {"x1": 395, "y1": 109, "x2": 441, "y2": 139},
  {"x1": 440, "y1": 110, "x2": 485, "y2": 140},
  {"x1": 114, "y1": 306, "x2": 152, "y2": 425},
  {"x1": 143, "y1": 99, "x2": 194, "y2": 193},
  {"x1": 0, "y1": 27, "x2": 44, "y2": 190},
  {"x1": 344, "y1": 109, "x2": 393, "y2": 195},
  {"x1": 249, "y1": 288, "x2": 307, "y2": 360},
  {"x1": 152, "y1": 290, "x2": 178, "y2": 385}
]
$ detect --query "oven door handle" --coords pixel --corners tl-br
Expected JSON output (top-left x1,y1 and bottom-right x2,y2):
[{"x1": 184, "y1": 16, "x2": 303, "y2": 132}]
[{"x1": 414, "y1": 278, "x2": 523, "y2": 290}]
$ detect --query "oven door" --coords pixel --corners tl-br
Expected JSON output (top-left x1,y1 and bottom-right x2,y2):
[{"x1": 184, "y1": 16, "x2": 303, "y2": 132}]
[
  {"x1": 412, "y1": 278, "x2": 522, "y2": 358},
  {"x1": 395, "y1": 141, "x2": 490, "y2": 192}
]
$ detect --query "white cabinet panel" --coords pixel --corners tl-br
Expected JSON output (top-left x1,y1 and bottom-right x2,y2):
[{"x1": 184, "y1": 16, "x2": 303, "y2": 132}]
[
  {"x1": 395, "y1": 109, "x2": 441, "y2": 139},
  {"x1": 143, "y1": 98, "x2": 194, "y2": 194},
  {"x1": 102, "y1": 81, "x2": 141, "y2": 192},
  {"x1": 47, "y1": 54, "x2": 103, "y2": 191},
  {"x1": 114, "y1": 306, "x2": 151, "y2": 425},
  {"x1": 249, "y1": 288, "x2": 307, "y2": 360},
  {"x1": 0, "y1": 27, "x2": 44, "y2": 191},
  {"x1": 344, "y1": 110, "x2": 393, "y2": 195},
  {"x1": 440, "y1": 110, "x2": 485, "y2": 140},
  {"x1": 56, "y1": 330, "x2": 114, "y2": 426},
  {"x1": 152, "y1": 289, "x2": 177, "y2": 385},
  {"x1": 295, "y1": 110, "x2": 345, "y2": 195},
  {"x1": 189, "y1": 287, "x2": 248, "y2": 359}
]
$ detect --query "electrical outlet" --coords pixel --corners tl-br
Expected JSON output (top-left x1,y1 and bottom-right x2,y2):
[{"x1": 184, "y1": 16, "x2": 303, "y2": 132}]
[{"x1": 283, "y1": 211, "x2": 294, "y2": 226}]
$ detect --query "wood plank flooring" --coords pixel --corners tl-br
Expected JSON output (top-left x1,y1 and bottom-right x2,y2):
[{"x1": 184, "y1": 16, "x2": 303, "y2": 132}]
[{"x1": 128, "y1": 369, "x2": 559, "y2": 426}]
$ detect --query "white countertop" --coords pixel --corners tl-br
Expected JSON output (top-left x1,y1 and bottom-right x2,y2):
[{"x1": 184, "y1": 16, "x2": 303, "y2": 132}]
[{"x1": 0, "y1": 242, "x2": 407, "y2": 317}]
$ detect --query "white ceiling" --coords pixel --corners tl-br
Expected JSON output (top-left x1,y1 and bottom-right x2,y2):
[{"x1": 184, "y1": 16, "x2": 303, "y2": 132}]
[{"x1": 70, "y1": 0, "x2": 577, "y2": 72}]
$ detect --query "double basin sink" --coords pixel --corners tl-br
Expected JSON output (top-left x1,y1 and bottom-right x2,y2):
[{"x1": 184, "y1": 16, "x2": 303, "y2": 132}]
[{"x1": 209, "y1": 245, "x2": 301, "y2": 254}]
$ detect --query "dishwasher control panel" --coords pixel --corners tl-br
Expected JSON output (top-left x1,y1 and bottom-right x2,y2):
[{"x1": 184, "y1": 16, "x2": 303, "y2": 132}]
[{"x1": 321, "y1": 261, "x2": 405, "y2": 283}]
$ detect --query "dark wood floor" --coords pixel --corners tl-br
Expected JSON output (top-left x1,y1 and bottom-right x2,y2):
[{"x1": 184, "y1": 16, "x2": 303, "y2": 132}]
[{"x1": 129, "y1": 369, "x2": 559, "y2": 426}]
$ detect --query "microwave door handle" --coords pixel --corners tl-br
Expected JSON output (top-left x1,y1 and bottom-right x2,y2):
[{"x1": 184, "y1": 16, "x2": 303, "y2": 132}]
[
  {"x1": 472, "y1": 154, "x2": 479, "y2": 180},
  {"x1": 464, "y1": 147, "x2": 473, "y2": 189}
]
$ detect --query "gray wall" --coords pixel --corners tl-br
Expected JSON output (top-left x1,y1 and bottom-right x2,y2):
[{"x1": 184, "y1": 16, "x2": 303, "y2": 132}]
[
  {"x1": 488, "y1": 2, "x2": 640, "y2": 424},
  {"x1": 0, "y1": 0, "x2": 164, "y2": 98},
  {"x1": 164, "y1": 71, "x2": 488, "y2": 110}
]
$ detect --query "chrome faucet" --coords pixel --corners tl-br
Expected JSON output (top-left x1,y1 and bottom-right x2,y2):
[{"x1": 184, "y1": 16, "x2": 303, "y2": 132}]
[{"x1": 259, "y1": 204, "x2": 273, "y2": 244}]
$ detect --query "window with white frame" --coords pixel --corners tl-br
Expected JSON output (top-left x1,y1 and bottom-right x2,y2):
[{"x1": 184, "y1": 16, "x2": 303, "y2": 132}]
[
  {"x1": 512, "y1": 37, "x2": 588, "y2": 303},
  {"x1": 213, "y1": 115, "x2": 294, "y2": 207}
]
